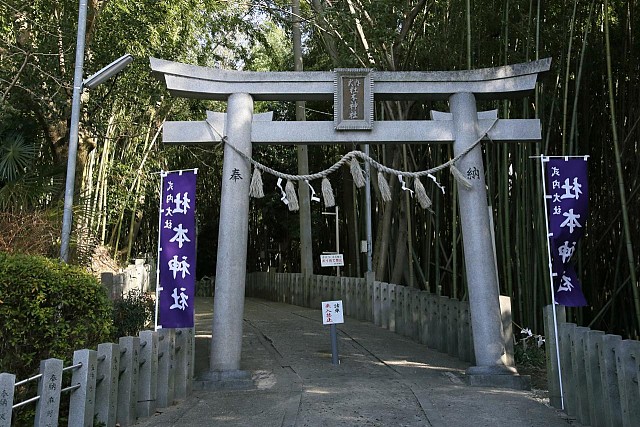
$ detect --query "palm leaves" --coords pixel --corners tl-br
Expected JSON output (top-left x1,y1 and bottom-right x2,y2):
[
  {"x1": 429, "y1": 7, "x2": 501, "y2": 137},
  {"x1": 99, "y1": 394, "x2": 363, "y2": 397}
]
[
  {"x1": 0, "y1": 133, "x2": 35, "y2": 182},
  {"x1": 0, "y1": 132, "x2": 63, "y2": 212}
]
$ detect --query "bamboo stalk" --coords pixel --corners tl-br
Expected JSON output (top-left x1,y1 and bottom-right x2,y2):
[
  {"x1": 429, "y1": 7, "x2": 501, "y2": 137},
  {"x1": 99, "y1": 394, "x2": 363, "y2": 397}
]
[
  {"x1": 568, "y1": 0, "x2": 595, "y2": 153},
  {"x1": 603, "y1": 0, "x2": 640, "y2": 336},
  {"x1": 450, "y1": 144, "x2": 458, "y2": 298},
  {"x1": 466, "y1": 0, "x2": 472, "y2": 69},
  {"x1": 402, "y1": 144, "x2": 415, "y2": 287},
  {"x1": 562, "y1": 0, "x2": 578, "y2": 153},
  {"x1": 126, "y1": 116, "x2": 163, "y2": 261}
]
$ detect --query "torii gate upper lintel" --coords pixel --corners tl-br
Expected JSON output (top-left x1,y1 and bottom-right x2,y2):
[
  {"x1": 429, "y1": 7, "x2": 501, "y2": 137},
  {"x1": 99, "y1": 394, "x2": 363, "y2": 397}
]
[
  {"x1": 151, "y1": 57, "x2": 551, "y2": 389},
  {"x1": 150, "y1": 57, "x2": 550, "y2": 102}
]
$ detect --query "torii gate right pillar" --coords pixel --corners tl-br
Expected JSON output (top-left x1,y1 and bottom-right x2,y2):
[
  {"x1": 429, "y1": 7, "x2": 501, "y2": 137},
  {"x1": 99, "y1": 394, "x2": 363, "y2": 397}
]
[{"x1": 450, "y1": 92, "x2": 518, "y2": 384}]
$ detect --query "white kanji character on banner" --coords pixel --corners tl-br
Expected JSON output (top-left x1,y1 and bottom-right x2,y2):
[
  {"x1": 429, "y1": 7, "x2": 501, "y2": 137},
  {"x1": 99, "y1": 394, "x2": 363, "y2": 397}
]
[
  {"x1": 168, "y1": 255, "x2": 191, "y2": 279},
  {"x1": 560, "y1": 209, "x2": 582, "y2": 233},
  {"x1": 169, "y1": 223, "x2": 191, "y2": 248},
  {"x1": 170, "y1": 287, "x2": 189, "y2": 310}
]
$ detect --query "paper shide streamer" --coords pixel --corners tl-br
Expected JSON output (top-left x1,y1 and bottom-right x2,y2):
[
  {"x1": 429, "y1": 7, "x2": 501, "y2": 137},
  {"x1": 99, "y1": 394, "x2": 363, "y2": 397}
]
[{"x1": 213, "y1": 119, "x2": 497, "y2": 212}]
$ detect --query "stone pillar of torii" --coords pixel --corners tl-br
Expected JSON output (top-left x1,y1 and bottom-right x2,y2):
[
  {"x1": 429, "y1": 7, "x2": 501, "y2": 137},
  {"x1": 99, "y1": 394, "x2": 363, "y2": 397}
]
[{"x1": 151, "y1": 58, "x2": 551, "y2": 388}]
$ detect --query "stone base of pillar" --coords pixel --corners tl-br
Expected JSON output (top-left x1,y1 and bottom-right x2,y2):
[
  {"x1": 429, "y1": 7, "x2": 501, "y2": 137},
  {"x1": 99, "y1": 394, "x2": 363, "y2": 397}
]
[
  {"x1": 193, "y1": 370, "x2": 254, "y2": 391},
  {"x1": 465, "y1": 365, "x2": 531, "y2": 390}
]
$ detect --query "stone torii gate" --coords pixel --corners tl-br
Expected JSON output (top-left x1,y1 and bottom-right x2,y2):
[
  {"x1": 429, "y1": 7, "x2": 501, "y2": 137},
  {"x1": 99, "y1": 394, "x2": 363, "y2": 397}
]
[{"x1": 151, "y1": 57, "x2": 551, "y2": 387}]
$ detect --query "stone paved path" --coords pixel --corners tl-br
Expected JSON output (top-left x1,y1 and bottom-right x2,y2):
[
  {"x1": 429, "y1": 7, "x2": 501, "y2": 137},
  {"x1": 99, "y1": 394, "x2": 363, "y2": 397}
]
[{"x1": 134, "y1": 297, "x2": 579, "y2": 427}]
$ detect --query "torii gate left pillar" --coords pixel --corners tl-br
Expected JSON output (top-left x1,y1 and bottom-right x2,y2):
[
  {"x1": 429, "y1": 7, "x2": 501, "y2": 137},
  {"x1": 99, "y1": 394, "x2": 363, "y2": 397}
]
[
  {"x1": 209, "y1": 93, "x2": 253, "y2": 373},
  {"x1": 151, "y1": 58, "x2": 551, "y2": 388}
]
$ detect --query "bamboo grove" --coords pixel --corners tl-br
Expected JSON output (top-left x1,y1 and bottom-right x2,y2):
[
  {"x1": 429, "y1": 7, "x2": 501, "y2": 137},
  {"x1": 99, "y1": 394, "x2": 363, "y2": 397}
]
[{"x1": 1, "y1": 0, "x2": 639, "y2": 339}]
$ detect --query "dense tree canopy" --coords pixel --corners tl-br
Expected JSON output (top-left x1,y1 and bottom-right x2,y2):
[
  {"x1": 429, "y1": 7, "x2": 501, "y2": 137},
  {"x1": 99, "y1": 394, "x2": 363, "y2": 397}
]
[{"x1": 1, "y1": 0, "x2": 639, "y2": 338}]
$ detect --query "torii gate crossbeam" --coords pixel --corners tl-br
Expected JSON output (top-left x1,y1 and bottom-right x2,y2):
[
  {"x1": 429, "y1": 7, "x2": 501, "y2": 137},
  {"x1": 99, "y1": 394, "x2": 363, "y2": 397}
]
[{"x1": 151, "y1": 58, "x2": 551, "y2": 390}]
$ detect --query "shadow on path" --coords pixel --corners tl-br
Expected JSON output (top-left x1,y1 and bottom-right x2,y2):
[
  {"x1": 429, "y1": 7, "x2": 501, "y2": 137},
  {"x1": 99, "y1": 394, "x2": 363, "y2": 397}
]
[{"x1": 135, "y1": 297, "x2": 578, "y2": 427}]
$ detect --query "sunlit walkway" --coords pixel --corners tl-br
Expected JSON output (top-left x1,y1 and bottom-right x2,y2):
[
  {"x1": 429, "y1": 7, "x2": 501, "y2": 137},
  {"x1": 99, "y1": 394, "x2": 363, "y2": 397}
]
[{"x1": 135, "y1": 297, "x2": 577, "y2": 426}]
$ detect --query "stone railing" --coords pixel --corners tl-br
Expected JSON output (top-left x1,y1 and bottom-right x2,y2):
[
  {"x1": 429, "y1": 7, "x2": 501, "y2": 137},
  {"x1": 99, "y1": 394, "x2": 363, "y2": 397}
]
[
  {"x1": 101, "y1": 258, "x2": 155, "y2": 300},
  {"x1": 244, "y1": 272, "x2": 516, "y2": 367},
  {"x1": 543, "y1": 306, "x2": 640, "y2": 427},
  {"x1": 0, "y1": 328, "x2": 194, "y2": 427}
]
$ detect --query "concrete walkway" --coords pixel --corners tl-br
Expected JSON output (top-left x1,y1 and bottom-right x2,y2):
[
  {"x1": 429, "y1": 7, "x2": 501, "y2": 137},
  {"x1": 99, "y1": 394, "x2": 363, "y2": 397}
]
[{"x1": 135, "y1": 297, "x2": 578, "y2": 427}]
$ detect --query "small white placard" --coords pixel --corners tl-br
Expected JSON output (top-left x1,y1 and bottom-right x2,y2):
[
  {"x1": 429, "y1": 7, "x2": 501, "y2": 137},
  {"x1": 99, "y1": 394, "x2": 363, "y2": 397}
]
[
  {"x1": 320, "y1": 253, "x2": 344, "y2": 267},
  {"x1": 322, "y1": 300, "x2": 344, "y2": 325}
]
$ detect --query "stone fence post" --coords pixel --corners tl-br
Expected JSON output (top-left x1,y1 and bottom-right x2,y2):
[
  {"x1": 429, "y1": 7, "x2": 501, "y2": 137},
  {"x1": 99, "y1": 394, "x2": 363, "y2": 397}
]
[
  {"x1": 34, "y1": 358, "x2": 63, "y2": 427},
  {"x1": 96, "y1": 343, "x2": 120, "y2": 426},
  {"x1": 0, "y1": 373, "x2": 15, "y2": 425},
  {"x1": 68, "y1": 349, "x2": 98, "y2": 427}
]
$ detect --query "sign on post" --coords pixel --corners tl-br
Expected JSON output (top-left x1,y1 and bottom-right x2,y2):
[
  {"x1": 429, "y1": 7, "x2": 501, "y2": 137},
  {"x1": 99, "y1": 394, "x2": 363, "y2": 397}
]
[
  {"x1": 322, "y1": 300, "x2": 344, "y2": 325},
  {"x1": 322, "y1": 300, "x2": 344, "y2": 366},
  {"x1": 320, "y1": 254, "x2": 344, "y2": 268}
]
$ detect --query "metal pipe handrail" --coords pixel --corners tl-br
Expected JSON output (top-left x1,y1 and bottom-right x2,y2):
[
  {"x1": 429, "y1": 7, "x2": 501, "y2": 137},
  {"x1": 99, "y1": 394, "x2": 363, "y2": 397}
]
[
  {"x1": 63, "y1": 362, "x2": 83, "y2": 372},
  {"x1": 12, "y1": 395, "x2": 40, "y2": 409},
  {"x1": 14, "y1": 373, "x2": 42, "y2": 388},
  {"x1": 61, "y1": 383, "x2": 81, "y2": 394}
]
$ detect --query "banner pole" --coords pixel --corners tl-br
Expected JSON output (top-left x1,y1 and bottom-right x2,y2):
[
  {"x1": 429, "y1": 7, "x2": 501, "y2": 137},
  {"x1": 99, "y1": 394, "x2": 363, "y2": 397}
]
[
  {"x1": 154, "y1": 171, "x2": 166, "y2": 331},
  {"x1": 539, "y1": 155, "x2": 564, "y2": 410}
]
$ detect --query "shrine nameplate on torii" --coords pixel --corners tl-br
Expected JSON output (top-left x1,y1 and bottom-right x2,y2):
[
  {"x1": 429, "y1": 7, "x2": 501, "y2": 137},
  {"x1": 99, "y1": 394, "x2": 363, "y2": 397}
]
[{"x1": 151, "y1": 57, "x2": 551, "y2": 389}]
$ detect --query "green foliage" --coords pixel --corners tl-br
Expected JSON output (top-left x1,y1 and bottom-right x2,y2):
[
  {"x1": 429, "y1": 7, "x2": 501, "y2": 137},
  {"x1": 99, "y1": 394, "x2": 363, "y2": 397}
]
[
  {"x1": 0, "y1": 252, "x2": 113, "y2": 380},
  {"x1": 111, "y1": 288, "x2": 155, "y2": 339},
  {"x1": 514, "y1": 340, "x2": 547, "y2": 369},
  {"x1": 0, "y1": 132, "x2": 36, "y2": 182},
  {"x1": 2, "y1": 0, "x2": 640, "y2": 338}
]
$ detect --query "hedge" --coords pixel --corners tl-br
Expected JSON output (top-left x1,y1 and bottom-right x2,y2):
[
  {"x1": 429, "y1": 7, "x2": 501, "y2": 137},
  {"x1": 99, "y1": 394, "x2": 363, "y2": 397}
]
[{"x1": 0, "y1": 251, "x2": 113, "y2": 380}]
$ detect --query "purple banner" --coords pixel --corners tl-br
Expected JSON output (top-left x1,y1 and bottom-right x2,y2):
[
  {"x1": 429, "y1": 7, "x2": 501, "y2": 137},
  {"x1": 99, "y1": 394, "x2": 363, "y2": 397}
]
[
  {"x1": 158, "y1": 170, "x2": 197, "y2": 328},
  {"x1": 544, "y1": 158, "x2": 588, "y2": 307}
]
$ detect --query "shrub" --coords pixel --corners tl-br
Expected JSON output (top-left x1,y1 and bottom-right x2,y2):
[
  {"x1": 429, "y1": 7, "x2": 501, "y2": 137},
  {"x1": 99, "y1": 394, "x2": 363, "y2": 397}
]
[
  {"x1": 111, "y1": 288, "x2": 155, "y2": 339},
  {"x1": 0, "y1": 251, "x2": 113, "y2": 380},
  {"x1": 0, "y1": 211, "x2": 60, "y2": 258}
]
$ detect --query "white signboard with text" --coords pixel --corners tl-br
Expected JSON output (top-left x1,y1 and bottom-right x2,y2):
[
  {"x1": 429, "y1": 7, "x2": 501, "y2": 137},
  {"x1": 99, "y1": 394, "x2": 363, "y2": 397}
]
[
  {"x1": 322, "y1": 300, "x2": 344, "y2": 325},
  {"x1": 320, "y1": 253, "x2": 344, "y2": 267}
]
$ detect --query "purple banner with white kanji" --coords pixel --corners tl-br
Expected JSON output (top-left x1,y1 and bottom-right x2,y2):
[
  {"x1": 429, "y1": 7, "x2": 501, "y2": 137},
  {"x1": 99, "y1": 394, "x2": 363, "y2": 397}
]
[
  {"x1": 158, "y1": 170, "x2": 197, "y2": 328},
  {"x1": 544, "y1": 157, "x2": 588, "y2": 307}
]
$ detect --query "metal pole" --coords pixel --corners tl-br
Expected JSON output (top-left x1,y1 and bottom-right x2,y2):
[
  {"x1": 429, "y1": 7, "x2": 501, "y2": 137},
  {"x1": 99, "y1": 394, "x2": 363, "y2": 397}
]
[
  {"x1": 330, "y1": 324, "x2": 339, "y2": 365},
  {"x1": 60, "y1": 0, "x2": 89, "y2": 262},
  {"x1": 154, "y1": 171, "x2": 165, "y2": 331}
]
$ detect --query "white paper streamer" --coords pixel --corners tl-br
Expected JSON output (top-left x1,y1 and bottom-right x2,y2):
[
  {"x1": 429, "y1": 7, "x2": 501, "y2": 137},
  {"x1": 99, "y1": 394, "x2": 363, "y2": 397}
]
[
  {"x1": 306, "y1": 180, "x2": 321, "y2": 202},
  {"x1": 277, "y1": 177, "x2": 289, "y2": 205},
  {"x1": 398, "y1": 175, "x2": 414, "y2": 196},
  {"x1": 427, "y1": 173, "x2": 446, "y2": 194}
]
